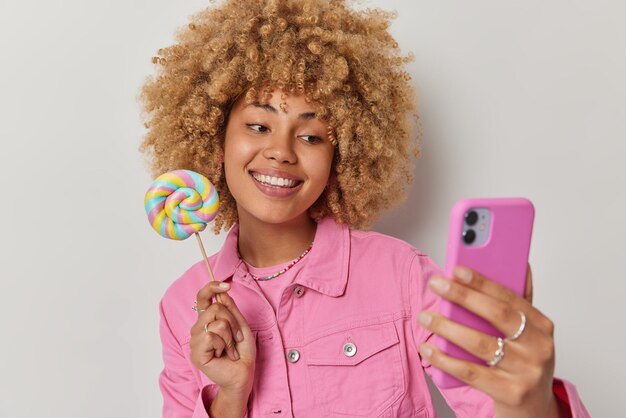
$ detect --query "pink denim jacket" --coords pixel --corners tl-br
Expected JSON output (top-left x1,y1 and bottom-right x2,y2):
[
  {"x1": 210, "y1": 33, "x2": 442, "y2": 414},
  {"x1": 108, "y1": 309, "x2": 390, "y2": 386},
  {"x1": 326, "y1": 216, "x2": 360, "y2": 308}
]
[{"x1": 159, "y1": 217, "x2": 589, "y2": 417}]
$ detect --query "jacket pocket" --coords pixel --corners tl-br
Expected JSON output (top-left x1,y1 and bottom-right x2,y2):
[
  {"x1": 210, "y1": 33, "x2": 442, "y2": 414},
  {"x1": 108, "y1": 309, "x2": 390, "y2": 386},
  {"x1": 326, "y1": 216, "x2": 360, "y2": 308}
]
[{"x1": 305, "y1": 321, "x2": 405, "y2": 417}]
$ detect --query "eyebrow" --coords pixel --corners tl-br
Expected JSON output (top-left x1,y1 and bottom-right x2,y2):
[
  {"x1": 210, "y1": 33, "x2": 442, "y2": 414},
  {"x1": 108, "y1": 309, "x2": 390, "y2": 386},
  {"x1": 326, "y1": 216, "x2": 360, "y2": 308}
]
[{"x1": 250, "y1": 103, "x2": 316, "y2": 120}]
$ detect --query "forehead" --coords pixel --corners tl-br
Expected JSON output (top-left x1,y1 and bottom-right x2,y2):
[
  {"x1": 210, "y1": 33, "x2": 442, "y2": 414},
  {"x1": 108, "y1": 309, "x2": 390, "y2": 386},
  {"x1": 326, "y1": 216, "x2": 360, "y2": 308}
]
[{"x1": 233, "y1": 88, "x2": 319, "y2": 115}]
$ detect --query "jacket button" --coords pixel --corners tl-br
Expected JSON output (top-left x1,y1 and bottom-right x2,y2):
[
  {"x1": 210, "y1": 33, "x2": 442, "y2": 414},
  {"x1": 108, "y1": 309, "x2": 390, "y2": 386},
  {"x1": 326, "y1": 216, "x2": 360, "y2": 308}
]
[
  {"x1": 287, "y1": 349, "x2": 300, "y2": 363},
  {"x1": 343, "y1": 342, "x2": 357, "y2": 357},
  {"x1": 294, "y1": 286, "x2": 305, "y2": 297}
]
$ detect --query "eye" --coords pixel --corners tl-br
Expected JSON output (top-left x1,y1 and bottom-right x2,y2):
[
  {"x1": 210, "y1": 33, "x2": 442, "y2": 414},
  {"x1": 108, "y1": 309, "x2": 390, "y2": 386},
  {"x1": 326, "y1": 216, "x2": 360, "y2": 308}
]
[
  {"x1": 298, "y1": 135, "x2": 323, "y2": 144},
  {"x1": 246, "y1": 123, "x2": 269, "y2": 133}
]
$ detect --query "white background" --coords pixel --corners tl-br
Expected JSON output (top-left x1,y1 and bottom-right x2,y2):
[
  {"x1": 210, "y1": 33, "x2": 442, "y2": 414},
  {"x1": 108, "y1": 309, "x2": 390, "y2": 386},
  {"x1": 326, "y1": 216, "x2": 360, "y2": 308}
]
[{"x1": 1, "y1": 1, "x2": 624, "y2": 416}]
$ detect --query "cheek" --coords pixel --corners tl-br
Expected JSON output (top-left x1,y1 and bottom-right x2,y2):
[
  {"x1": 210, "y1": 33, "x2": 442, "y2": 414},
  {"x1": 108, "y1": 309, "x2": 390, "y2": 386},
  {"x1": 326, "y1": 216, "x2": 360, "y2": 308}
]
[
  {"x1": 224, "y1": 136, "x2": 254, "y2": 171},
  {"x1": 319, "y1": 148, "x2": 335, "y2": 180},
  {"x1": 223, "y1": 138, "x2": 244, "y2": 190},
  {"x1": 222, "y1": 146, "x2": 235, "y2": 180},
  {"x1": 307, "y1": 154, "x2": 333, "y2": 186}
]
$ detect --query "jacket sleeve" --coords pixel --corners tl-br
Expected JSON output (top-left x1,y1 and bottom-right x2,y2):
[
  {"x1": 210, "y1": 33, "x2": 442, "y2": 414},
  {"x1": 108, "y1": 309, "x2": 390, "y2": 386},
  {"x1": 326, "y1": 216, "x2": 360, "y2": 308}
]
[
  {"x1": 409, "y1": 252, "x2": 590, "y2": 418},
  {"x1": 159, "y1": 299, "x2": 220, "y2": 418}
]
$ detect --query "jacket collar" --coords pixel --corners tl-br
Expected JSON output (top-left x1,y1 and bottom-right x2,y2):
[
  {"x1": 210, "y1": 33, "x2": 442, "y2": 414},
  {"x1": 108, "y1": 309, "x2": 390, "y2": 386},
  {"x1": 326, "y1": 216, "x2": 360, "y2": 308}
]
[{"x1": 210, "y1": 217, "x2": 350, "y2": 297}]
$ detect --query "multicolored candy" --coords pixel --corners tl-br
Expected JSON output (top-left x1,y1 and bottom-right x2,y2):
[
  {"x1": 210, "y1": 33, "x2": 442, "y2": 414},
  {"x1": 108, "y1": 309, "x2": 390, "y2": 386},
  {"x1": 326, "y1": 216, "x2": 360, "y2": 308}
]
[{"x1": 144, "y1": 169, "x2": 219, "y2": 240}]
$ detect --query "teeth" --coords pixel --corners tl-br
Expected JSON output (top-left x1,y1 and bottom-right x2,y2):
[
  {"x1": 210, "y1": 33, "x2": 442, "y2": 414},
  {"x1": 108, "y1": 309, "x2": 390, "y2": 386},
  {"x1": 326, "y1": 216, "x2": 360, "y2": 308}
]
[{"x1": 252, "y1": 173, "x2": 298, "y2": 188}]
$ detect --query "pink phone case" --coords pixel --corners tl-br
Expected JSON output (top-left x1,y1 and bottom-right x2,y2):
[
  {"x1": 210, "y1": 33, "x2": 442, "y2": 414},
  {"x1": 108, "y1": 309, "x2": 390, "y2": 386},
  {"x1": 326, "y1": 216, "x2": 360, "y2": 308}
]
[{"x1": 430, "y1": 198, "x2": 535, "y2": 388}]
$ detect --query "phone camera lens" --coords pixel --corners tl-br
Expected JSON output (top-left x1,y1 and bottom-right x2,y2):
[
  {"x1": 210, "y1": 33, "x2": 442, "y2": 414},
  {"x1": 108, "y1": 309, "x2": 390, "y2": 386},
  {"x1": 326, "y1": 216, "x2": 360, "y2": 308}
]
[
  {"x1": 463, "y1": 229, "x2": 476, "y2": 244},
  {"x1": 465, "y1": 210, "x2": 478, "y2": 226}
]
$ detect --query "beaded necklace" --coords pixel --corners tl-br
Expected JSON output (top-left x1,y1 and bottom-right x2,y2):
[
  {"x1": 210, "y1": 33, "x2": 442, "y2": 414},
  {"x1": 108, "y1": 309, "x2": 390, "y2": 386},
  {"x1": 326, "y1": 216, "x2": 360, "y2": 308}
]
[{"x1": 248, "y1": 242, "x2": 313, "y2": 281}]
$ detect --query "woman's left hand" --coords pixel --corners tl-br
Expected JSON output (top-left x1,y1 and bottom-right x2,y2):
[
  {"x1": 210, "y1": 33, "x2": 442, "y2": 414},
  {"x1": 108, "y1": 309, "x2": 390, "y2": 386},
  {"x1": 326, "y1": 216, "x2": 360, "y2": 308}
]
[{"x1": 419, "y1": 265, "x2": 564, "y2": 418}]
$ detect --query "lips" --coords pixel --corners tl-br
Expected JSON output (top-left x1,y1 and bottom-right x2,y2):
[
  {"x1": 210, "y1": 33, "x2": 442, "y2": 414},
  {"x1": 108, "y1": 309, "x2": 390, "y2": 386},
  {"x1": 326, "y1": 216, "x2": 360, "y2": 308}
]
[
  {"x1": 249, "y1": 169, "x2": 303, "y2": 187},
  {"x1": 249, "y1": 169, "x2": 304, "y2": 197},
  {"x1": 251, "y1": 173, "x2": 301, "y2": 188}
]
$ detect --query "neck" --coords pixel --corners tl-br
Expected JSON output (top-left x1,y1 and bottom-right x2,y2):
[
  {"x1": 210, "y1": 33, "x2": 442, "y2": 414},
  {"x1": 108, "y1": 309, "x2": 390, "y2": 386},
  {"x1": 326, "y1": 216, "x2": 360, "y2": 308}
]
[{"x1": 237, "y1": 214, "x2": 317, "y2": 268}]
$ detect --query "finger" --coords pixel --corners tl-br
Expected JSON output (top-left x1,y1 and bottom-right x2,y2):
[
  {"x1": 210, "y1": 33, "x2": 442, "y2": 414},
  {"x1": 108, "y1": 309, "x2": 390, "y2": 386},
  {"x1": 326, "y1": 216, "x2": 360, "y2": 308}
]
[
  {"x1": 205, "y1": 330, "x2": 227, "y2": 362},
  {"x1": 190, "y1": 329, "x2": 224, "y2": 367},
  {"x1": 191, "y1": 303, "x2": 241, "y2": 347},
  {"x1": 420, "y1": 343, "x2": 509, "y2": 391},
  {"x1": 451, "y1": 266, "x2": 529, "y2": 308},
  {"x1": 428, "y1": 276, "x2": 535, "y2": 339},
  {"x1": 419, "y1": 311, "x2": 523, "y2": 372},
  {"x1": 447, "y1": 267, "x2": 551, "y2": 337},
  {"x1": 206, "y1": 320, "x2": 239, "y2": 361},
  {"x1": 208, "y1": 330, "x2": 226, "y2": 358},
  {"x1": 448, "y1": 267, "x2": 545, "y2": 324},
  {"x1": 215, "y1": 291, "x2": 250, "y2": 343},
  {"x1": 190, "y1": 322, "x2": 226, "y2": 352},
  {"x1": 193, "y1": 321, "x2": 233, "y2": 361},
  {"x1": 204, "y1": 321, "x2": 238, "y2": 359},
  {"x1": 208, "y1": 318, "x2": 235, "y2": 353},
  {"x1": 195, "y1": 281, "x2": 232, "y2": 317},
  {"x1": 524, "y1": 264, "x2": 533, "y2": 304}
]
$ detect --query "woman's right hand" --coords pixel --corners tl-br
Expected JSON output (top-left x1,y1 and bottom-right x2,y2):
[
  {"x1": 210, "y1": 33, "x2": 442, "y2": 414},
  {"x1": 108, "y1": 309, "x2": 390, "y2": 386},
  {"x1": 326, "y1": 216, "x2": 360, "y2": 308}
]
[{"x1": 189, "y1": 281, "x2": 256, "y2": 396}]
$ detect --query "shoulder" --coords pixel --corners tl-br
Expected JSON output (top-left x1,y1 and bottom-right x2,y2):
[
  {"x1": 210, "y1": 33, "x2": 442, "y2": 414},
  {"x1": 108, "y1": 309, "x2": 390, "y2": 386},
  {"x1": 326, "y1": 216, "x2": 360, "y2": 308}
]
[
  {"x1": 350, "y1": 228, "x2": 426, "y2": 259},
  {"x1": 349, "y1": 228, "x2": 442, "y2": 276}
]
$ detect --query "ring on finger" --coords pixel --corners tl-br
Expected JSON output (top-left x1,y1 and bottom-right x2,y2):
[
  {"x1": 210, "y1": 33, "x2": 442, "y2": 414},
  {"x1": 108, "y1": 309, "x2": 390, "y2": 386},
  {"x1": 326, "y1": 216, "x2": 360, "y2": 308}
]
[
  {"x1": 204, "y1": 322, "x2": 210, "y2": 335},
  {"x1": 506, "y1": 310, "x2": 527, "y2": 341},
  {"x1": 192, "y1": 300, "x2": 206, "y2": 313},
  {"x1": 487, "y1": 337, "x2": 505, "y2": 367}
]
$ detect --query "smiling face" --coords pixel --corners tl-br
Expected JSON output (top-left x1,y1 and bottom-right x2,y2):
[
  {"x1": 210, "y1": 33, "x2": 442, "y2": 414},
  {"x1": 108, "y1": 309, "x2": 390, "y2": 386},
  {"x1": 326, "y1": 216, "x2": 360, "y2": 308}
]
[{"x1": 223, "y1": 89, "x2": 335, "y2": 229}]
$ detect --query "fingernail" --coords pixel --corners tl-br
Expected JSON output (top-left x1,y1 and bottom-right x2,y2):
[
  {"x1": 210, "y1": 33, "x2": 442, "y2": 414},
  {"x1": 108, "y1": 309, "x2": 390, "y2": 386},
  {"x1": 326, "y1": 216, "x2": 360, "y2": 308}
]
[
  {"x1": 219, "y1": 282, "x2": 230, "y2": 289},
  {"x1": 419, "y1": 312, "x2": 432, "y2": 327},
  {"x1": 236, "y1": 330, "x2": 243, "y2": 342},
  {"x1": 233, "y1": 348, "x2": 240, "y2": 360},
  {"x1": 420, "y1": 345, "x2": 433, "y2": 358},
  {"x1": 454, "y1": 266, "x2": 472, "y2": 283},
  {"x1": 429, "y1": 276, "x2": 450, "y2": 293}
]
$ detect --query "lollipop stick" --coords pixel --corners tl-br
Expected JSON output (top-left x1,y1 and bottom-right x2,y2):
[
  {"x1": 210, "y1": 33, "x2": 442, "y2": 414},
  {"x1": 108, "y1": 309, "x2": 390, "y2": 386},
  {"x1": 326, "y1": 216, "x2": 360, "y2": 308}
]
[{"x1": 194, "y1": 232, "x2": 224, "y2": 304}]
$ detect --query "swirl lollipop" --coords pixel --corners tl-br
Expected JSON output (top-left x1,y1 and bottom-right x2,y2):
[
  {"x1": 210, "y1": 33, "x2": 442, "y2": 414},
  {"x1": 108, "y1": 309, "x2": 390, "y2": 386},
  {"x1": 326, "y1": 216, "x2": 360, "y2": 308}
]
[
  {"x1": 144, "y1": 169, "x2": 222, "y2": 300},
  {"x1": 144, "y1": 169, "x2": 219, "y2": 240}
]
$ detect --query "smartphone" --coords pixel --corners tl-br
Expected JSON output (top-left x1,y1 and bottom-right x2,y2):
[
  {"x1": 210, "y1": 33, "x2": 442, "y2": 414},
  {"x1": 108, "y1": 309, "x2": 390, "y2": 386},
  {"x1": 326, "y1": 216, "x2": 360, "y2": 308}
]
[{"x1": 430, "y1": 198, "x2": 535, "y2": 388}]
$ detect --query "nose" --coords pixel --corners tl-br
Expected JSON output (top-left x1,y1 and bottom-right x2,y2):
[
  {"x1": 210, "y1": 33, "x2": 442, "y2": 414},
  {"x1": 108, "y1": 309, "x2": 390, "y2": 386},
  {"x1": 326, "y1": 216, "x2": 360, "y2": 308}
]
[{"x1": 262, "y1": 131, "x2": 297, "y2": 164}]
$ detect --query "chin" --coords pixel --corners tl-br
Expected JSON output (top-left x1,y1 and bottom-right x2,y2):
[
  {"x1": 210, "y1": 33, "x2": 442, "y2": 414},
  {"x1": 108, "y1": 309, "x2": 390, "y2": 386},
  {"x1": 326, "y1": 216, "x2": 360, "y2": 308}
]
[{"x1": 245, "y1": 207, "x2": 312, "y2": 226}]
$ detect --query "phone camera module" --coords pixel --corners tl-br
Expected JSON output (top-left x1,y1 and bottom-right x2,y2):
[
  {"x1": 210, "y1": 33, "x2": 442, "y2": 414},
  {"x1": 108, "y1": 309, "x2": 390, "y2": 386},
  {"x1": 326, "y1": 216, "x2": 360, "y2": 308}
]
[
  {"x1": 465, "y1": 210, "x2": 478, "y2": 226},
  {"x1": 462, "y1": 229, "x2": 476, "y2": 244}
]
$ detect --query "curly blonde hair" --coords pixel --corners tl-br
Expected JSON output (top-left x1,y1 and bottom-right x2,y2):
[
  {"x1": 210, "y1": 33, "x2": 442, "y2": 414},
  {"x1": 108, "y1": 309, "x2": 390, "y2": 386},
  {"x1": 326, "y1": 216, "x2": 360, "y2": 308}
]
[{"x1": 139, "y1": 0, "x2": 419, "y2": 233}]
